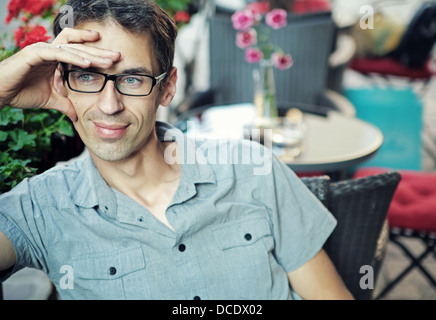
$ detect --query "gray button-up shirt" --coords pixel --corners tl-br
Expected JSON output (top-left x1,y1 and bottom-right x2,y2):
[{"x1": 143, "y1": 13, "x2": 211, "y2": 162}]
[{"x1": 0, "y1": 122, "x2": 336, "y2": 300}]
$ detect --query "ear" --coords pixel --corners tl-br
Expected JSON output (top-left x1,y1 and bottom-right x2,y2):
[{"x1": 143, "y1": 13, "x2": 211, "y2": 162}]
[
  {"x1": 53, "y1": 66, "x2": 68, "y2": 97},
  {"x1": 159, "y1": 67, "x2": 178, "y2": 107}
]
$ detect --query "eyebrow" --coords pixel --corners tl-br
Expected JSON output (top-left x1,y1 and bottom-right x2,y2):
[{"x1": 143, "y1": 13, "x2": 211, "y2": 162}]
[
  {"x1": 120, "y1": 67, "x2": 153, "y2": 75},
  {"x1": 70, "y1": 65, "x2": 153, "y2": 75}
]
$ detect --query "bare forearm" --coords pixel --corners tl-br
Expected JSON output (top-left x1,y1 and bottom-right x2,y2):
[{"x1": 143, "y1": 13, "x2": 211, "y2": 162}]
[
  {"x1": 0, "y1": 230, "x2": 15, "y2": 272},
  {"x1": 287, "y1": 249, "x2": 354, "y2": 300}
]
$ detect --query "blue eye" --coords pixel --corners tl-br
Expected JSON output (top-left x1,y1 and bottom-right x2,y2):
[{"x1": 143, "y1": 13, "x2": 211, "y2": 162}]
[
  {"x1": 119, "y1": 75, "x2": 144, "y2": 87},
  {"x1": 80, "y1": 74, "x2": 90, "y2": 81},
  {"x1": 76, "y1": 72, "x2": 96, "y2": 82},
  {"x1": 126, "y1": 77, "x2": 139, "y2": 84}
]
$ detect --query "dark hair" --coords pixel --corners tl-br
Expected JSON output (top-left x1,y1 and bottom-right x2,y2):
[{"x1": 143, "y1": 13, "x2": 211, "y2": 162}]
[{"x1": 53, "y1": 0, "x2": 178, "y2": 75}]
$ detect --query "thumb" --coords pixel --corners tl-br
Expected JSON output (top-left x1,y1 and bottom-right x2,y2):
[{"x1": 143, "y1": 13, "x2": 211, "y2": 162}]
[
  {"x1": 44, "y1": 93, "x2": 78, "y2": 122},
  {"x1": 51, "y1": 96, "x2": 77, "y2": 122},
  {"x1": 56, "y1": 97, "x2": 78, "y2": 123},
  {"x1": 48, "y1": 68, "x2": 78, "y2": 122}
]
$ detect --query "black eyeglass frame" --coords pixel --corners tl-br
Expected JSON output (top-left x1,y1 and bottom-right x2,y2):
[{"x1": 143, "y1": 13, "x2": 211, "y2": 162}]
[{"x1": 62, "y1": 69, "x2": 167, "y2": 97}]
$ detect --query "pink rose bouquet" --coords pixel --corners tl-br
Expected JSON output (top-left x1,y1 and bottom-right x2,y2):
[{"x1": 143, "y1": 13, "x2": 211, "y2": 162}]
[{"x1": 232, "y1": 1, "x2": 293, "y2": 70}]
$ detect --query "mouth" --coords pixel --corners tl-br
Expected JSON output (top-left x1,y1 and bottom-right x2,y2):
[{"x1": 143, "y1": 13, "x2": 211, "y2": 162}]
[{"x1": 93, "y1": 122, "x2": 130, "y2": 139}]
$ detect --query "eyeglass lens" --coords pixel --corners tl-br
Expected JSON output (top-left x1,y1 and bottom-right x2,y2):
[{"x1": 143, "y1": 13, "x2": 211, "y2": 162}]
[{"x1": 67, "y1": 70, "x2": 154, "y2": 96}]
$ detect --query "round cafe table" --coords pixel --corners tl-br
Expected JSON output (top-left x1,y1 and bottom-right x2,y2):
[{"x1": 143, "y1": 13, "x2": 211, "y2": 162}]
[{"x1": 179, "y1": 103, "x2": 383, "y2": 175}]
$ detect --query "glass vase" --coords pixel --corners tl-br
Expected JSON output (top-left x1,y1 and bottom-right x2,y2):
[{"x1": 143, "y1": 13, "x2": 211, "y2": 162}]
[{"x1": 253, "y1": 59, "x2": 278, "y2": 127}]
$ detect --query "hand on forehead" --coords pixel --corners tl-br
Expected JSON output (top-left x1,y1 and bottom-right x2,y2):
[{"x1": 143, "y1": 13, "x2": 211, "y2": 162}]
[{"x1": 70, "y1": 21, "x2": 158, "y2": 74}]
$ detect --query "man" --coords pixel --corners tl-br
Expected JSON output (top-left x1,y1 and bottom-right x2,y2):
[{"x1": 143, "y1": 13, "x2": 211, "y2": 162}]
[{"x1": 0, "y1": 0, "x2": 353, "y2": 300}]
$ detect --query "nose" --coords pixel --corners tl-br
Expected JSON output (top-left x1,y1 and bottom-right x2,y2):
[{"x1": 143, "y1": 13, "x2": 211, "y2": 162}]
[{"x1": 95, "y1": 80, "x2": 124, "y2": 115}]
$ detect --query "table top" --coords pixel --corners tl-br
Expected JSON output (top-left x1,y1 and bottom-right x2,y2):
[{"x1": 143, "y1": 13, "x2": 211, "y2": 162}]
[{"x1": 181, "y1": 103, "x2": 383, "y2": 173}]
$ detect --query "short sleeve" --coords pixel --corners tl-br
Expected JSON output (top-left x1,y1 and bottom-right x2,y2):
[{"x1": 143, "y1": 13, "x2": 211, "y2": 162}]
[
  {"x1": 265, "y1": 155, "x2": 337, "y2": 272},
  {"x1": 0, "y1": 179, "x2": 47, "y2": 281}
]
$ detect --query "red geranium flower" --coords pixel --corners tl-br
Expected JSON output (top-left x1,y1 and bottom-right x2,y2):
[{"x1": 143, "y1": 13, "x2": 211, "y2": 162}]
[
  {"x1": 5, "y1": 0, "x2": 55, "y2": 24},
  {"x1": 15, "y1": 25, "x2": 52, "y2": 49},
  {"x1": 5, "y1": 0, "x2": 24, "y2": 24},
  {"x1": 14, "y1": 26, "x2": 25, "y2": 47},
  {"x1": 174, "y1": 11, "x2": 190, "y2": 24},
  {"x1": 23, "y1": 0, "x2": 55, "y2": 16}
]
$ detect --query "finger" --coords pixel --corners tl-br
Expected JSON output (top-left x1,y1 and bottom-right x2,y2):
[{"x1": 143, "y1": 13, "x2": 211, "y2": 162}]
[
  {"x1": 24, "y1": 43, "x2": 93, "y2": 69},
  {"x1": 52, "y1": 28, "x2": 100, "y2": 45},
  {"x1": 58, "y1": 43, "x2": 120, "y2": 66},
  {"x1": 58, "y1": 101, "x2": 78, "y2": 123},
  {"x1": 45, "y1": 94, "x2": 78, "y2": 122},
  {"x1": 63, "y1": 43, "x2": 120, "y2": 59},
  {"x1": 26, "y1": 43, "x2": 117, "y2": 70},
  {"x1": 52, "y1": 28, "x2": 120, "y2": 64}
]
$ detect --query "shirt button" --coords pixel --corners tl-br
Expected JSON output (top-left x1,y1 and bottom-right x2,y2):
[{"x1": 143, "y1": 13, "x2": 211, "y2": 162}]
[
  {"x1": 193, "y1": 296, "x2": 201, "y2": 300},
  {"x1": 108, "y1": 267, "x2": 117, "y2": 275},
  {"x1": 244, "y1": 233, "x2": 252, "y2": 241},
  {"x1": 178, "y1": 244, "x2": 186, "y2": 252}
]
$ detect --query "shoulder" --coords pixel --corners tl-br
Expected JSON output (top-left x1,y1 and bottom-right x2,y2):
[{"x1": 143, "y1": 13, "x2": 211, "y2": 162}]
[
  {"x1": 29, "y1": 154, "x2": 86, "y2": 187},
  {"x1": 2, "y1": 154, "x2": 89, "y2": 209},
  {"x1": 30, "y1": 160, "x2": 81, "y2": 184},
  {"x1": 192, "y1": 138, "x2": 274, "y2": 181}
]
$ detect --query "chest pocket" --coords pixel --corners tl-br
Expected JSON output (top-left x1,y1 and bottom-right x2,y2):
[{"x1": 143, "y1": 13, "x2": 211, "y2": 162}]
[
  {"x1": 71, "y1": 246, "x2": 149, "y2": 299},
  {"x1": 211, "y1": 216, "x2": 277, "y2": 299},
  {"x1": 213, "y1": 216, "x2": 272, "y2": 250}
]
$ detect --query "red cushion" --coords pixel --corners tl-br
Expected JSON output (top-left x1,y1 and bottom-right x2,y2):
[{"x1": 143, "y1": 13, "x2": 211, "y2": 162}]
[
  {"x1": 353, "y1": 168, "x2": 436, "y2": 232},
  {"x1": 350, "y1": 58, "x2": 433, "y2": 79},
  {"x1": 293, "y1": 0, "x2": 331, "y2": 13}
]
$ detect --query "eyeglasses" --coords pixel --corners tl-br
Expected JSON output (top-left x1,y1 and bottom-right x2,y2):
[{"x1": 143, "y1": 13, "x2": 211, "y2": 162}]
[{"x1": 63, "y1": 69, "x2": 167, "y2": 96}]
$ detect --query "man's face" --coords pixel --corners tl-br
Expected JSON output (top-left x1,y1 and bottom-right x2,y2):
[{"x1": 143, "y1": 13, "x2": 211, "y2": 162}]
[{"x1": 64, "y1": 21, "x2": 170, "y2": 162}]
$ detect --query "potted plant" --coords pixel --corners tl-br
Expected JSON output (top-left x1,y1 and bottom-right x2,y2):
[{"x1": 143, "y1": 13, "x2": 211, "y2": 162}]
[{"x1": 0, "y1": 0, "x2": 78, "y2": 194}]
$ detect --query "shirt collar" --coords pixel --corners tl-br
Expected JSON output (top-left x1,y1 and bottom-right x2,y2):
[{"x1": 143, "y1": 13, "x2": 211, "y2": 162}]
[
  {"x1": 156, "y1": 121, "x2": 216, "y2": 183},
  {"x1": 156, "y1": 121, "x2": 216, "y2": 204},
  {"x1": 70, "y1": 151, "x2": 117, "y2": 218}
]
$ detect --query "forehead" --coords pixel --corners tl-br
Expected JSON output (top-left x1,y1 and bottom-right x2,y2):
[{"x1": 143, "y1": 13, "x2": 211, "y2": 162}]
[{"x1": 75, "y1": 20, "x2": 157, "y2": 74}]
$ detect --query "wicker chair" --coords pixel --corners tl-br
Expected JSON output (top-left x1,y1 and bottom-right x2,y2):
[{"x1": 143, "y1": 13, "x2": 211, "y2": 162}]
[
  {"x1": 301, "y1": 170, "x2": 401, "y2": 300},
  {"x1": 354, "y1": 167, "x2": 436, "y2": 299}
]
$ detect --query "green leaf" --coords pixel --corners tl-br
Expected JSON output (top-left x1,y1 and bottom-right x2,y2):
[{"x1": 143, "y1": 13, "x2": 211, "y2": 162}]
[
  {"x1": 31, "y1": 112, "x2": 49, "y2": 123},
  {"x1": 8, "y1": 129, "x2": 37, "y2": 151},
  {"x1": 0, "y1": 108, "x2": 24, "y2": 126},
  {"x1": 0, "y1": 131, "x2": 7, "y2": 142},
  {"x1": 0, "y1": 151, "x2": 9, "y2": 162},
  {"x1": 57, "y1": 120, "x2": 74, "y2": 136},
  {"x1": 0, "y1": 47, "x2": 19, "y2": 60},
  {"x1": 35, "y1": 134, "x2": 50, "y2": 147}
]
